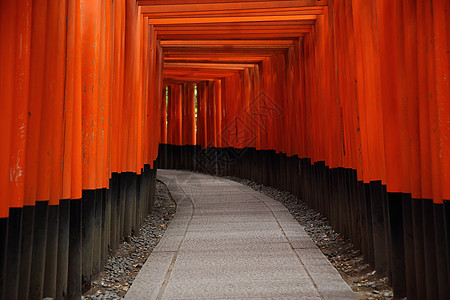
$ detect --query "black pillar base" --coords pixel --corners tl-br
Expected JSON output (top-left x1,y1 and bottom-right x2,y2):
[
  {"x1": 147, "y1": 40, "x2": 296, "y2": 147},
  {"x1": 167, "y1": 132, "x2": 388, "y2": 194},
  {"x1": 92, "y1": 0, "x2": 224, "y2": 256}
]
[
  {"x1": 43, "y1": 204, "x2": 59, "y2": 298},
  {"x1": 81, "y1": 191, "x2": 95, "y2": 292},
  {"x1": 5, "y1": 208, "x2": 22, "y2": 300},
  {"x1": 422, "y1": 199, "x2": 439, "y2": 300},
  {"x1": 0, "y1": 217, "x2": 7, "y2": 300},
  {"x1": 18, "y1": 206, "x2": 34, "y2": 300},
  {"x1": 434, "y1": 203, "x2": 449, "y2": 300},
  {"x1": 29, "y1": 201, "x2": 49, "y2": 300},
  {"x1": 387, "y1": 192, "x2": 406, "y2": 298},
  {"x1": 56, "y1": 199, "x2": 70, "y2": 300},
  {"x1": 68, "y1": 198, "x2": 82, "y2": 300}
]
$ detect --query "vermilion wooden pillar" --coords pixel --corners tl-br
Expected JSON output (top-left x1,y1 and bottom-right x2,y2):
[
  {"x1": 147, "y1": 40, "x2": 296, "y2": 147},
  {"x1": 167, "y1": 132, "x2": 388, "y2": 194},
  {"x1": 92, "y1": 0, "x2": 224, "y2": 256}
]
[
  {"x1": 181, "y1": 83, "x2": 188, "y2": 145},
  {"x1": 166, "y1": 86, "x2": 174, "y2": 145},
  {"x1": 197, "y1": 82, "x2": 208, "y2": 149},
  {"x1": 172, "y1": 85, "x2": 183, "y2": 146},
  {"x1": 160, "y1": 86, "x2": 168, "y2": 145},
  {"x1": 214, "y1": 80, "x2": 222, "y2": 148},
  {"x1": 206, "y1": 81, "x2": 216, "y2": 148},
  {"x1": 186, "y1": 83, "x2": 196, "y2": 146}
]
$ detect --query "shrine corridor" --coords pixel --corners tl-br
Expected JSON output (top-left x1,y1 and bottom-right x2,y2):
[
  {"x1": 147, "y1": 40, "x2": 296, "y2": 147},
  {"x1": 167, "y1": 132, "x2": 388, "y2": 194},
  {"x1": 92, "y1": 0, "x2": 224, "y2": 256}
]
[{"x1": 0, "y1": 0, "x2": 449, "y2": 299}]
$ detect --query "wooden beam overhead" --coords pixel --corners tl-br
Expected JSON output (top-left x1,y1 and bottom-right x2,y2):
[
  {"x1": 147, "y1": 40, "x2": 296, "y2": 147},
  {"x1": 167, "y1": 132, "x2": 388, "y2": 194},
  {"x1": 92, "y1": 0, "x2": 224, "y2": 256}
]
[
  {"x1": 144, "y1": 7, "x2": 323, "y2": 18},
  {"x1": 163, "y1": 53, "x2": 271, "y2": 63},
  {"x1": 157, "y1": 34, "x2": 303, "y2": 40},
  {"x1": 148, "y1": 14, "x2": 317, "y2": 25},
  {"x1": 155, "y1": 21, "x2": 316, "y2": 29},
  {"x1": 163, "y1": 73, "x2": 238, "y2": 80},
  {"x1": 163, "y1": 48, "x2": 289, "y2": 55},
  {"x1": 164, "y1": 54, "x2": 270, "y2": 59},
  {"x1": 165, "y1": 62, "x2": 256, "y2": 69},
  {"x1": 156, "y1": 25, "x2": 312, "y2": 34},
  {"x1": 138, "y1": 0, "x2": 327, "y2": 13},
  {"x1": 165, "y1": 59, "x2": 264, "y2": 64},
  {"x1": 160, "y1": 40, "x2": 295, "y2": 50},
  {"x1": 164, "y1": 79, "x2": 215, "y2": 84}
]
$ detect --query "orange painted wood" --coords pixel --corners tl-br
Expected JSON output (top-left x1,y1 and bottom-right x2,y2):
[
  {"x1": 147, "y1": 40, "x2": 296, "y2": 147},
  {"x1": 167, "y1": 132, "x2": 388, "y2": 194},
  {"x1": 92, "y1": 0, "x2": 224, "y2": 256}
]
[
  {"x1": 352, "y1": 0, "x2": 386, "y2": 184},
  {"x1": 9, "y1": 0, "x2": 32, "y2": 208},
  {"x1": 47, "y1": 0, "x2": 67, "y2": 205},
  {"x1": 166, "y1": 86, "x2": 174, "y2": 145},
  {"x1": 160, "y1": 87, "x2": 168, "y2": 145},
  {"x1": 206, "y1": 81, "x2": 216, "y2": 147},
  {"x1": 432, "y1": 0, "x2": 450, "y2": 202},
  {"x1": 23, "y1": 0, "x2": 48, "y2": 206},
  {"x1": 36, "y1": 0, "x2": 66, "y2": 202},
  {"x1": 148, "y1": 15, "x2": 317, "y2": 25},
  {"x1": 197, "y1": 82, "x2": 208, "y2": 148},
  {"x1": 214, "y1": 80, "x2": 222, "y2": 148},
  {"x1": 81, "y1": 0, "x2": 100, "y2": 190},
  {"x1": 70, "y1": 0, "x2": 83, "y2": 200},
  {"x1": 0, "y1": 0, "x2": 17, "y2": 217},
  {"x1": 402, "y1": 0, "x2": 421, "y2": 199},
  {"x1": 171, "y1": 85, "x2": 183, "y2": 145},
  {"x1": 145, "y1": 7, "x2": 323, "y2": 19}
]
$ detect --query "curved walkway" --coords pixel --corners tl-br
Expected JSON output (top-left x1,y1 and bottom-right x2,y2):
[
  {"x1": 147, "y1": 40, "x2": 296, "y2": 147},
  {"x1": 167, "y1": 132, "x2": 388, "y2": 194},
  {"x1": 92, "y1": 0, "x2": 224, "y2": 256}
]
[{"x1": 125, "y1": 170, "x2": 357, "y2": 300}]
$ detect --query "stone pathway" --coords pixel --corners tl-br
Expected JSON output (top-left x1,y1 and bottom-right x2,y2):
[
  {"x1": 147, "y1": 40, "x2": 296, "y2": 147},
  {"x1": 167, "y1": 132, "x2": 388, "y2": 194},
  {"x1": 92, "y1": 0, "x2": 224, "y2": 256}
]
[{"x1": 125, "y1": 170, "x2": 357, "y2": 300}]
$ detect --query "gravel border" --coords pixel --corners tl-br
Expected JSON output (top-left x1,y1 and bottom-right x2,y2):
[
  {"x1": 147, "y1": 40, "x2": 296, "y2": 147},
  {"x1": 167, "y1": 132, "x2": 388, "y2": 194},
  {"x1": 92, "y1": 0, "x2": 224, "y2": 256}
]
[
  {"x1": 83, "y1": 180, "x2": 176, "y2": 300},
  {"x1": 225, "y1": 176, "x2": 394, "y2": 300}
]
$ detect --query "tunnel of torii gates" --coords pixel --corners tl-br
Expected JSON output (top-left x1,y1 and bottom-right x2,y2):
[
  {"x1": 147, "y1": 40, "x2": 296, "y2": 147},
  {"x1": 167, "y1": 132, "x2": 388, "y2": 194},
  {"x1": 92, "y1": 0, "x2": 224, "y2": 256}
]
[{"x1": 0, "y1": 0, "x2": 449, "y2": 299}]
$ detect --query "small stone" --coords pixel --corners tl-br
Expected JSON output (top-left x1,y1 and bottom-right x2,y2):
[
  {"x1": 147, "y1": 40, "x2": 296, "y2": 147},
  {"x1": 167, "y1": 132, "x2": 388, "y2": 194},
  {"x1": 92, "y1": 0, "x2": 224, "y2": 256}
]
[
  {"x1": 353, "y1": 279, "x2": 360, "y2": 283},
  {"x1": 373, "y1": 290, "x2": 379, "y2": 294}
]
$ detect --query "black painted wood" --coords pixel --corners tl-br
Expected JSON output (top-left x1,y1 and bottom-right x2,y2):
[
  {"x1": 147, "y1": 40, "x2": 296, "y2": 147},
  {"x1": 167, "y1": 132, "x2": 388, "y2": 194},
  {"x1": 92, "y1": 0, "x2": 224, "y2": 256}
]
[
  {"x1": 0, "y1": 217, "x2": 8, "y2": 300},
  {"x1": 29, "y1": 201, "x2": 48, "y2": 300},
  {"x1": 18, "y1": 206, "x2": 34, "y2": 300},
  {"x1": 387, "y1": 192, "x2": 406, "y2": 298},
  {"x1": 56, "y1": 199, "x2": 70, "y2": 300},
  {"x1": 422, "y1": 199, "x2": 439, "y2": 300},
  {"x1": 81, "y1": 191, "x2": 95, "y2": 291},
  {"x1": 43, "y1": 204, "x2": 59, "y2": 298},
  {"x1": 68, "y1": 198, "x2": 82, "y2": 300}
]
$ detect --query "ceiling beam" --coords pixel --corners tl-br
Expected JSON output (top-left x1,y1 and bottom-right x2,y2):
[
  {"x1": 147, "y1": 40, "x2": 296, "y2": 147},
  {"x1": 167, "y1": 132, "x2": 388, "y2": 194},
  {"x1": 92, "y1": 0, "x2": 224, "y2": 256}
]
[
  {"x1": 144, "y1": 7, "x2": 323, "y2": 18},
  {"x1": 148, "y1": 15, "x2": 317, "y2": 25},
  {"x1": 139, "y1": 0, "x2": 327, "y2": 13}
]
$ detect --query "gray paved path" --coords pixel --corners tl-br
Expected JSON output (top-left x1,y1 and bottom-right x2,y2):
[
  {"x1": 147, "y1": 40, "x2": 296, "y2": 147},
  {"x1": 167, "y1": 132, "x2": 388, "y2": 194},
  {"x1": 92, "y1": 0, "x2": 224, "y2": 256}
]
[{"x1": 125, "y1": 170, "x2": 357, "y2": 300}]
